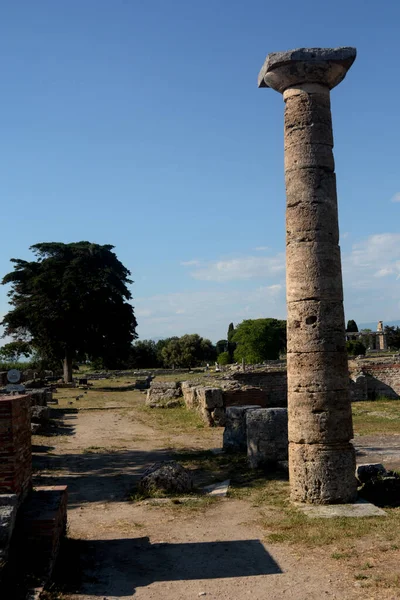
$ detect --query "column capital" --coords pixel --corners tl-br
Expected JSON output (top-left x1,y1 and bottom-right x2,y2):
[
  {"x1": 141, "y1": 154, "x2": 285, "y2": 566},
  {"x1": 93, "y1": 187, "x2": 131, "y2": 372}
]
[{"x1": 258, "y1": 47, "x2": 356, "y2": 94}]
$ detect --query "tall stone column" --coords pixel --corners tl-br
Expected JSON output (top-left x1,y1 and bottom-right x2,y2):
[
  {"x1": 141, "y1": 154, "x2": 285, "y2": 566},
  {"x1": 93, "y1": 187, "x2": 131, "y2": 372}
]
[{"x1": 258, "y1": 48, "x2": 357, "y2": 503}]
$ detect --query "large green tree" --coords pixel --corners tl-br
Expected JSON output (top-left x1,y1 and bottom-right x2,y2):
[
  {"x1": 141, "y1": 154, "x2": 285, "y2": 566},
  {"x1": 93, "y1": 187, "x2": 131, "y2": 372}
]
[
  {"x1": 384, "y1": 325, "x2": 400, "y2": 350},
  {"x1": 232, "y1": 318, "x2": 287, "y2": 363},
  {"x1": 161, "y1": 334, "x2": 216, "y2": 368},
  {"x1": 1, "y1": 242, "x2": 137, "y2": 382},
  {"x1": 0, "y1": 341, "x2": 32, "y2": 362},
  {"x1": 130, "y1": 340, "x2": 161, "y2": 369}
]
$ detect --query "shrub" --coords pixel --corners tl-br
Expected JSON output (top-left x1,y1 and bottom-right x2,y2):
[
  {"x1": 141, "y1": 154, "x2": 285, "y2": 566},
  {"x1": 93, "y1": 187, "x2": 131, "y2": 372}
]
[
  {"x1": 217, "y1": 352, "x2": 230, "y2": 366},
  {"x1": 346, "y1": 340, "x2": 366, "y2": 356}
]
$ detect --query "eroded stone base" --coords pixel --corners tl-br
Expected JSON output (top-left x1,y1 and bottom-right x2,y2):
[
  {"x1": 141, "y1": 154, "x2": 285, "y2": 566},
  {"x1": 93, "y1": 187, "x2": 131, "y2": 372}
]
[{"x1": 289, "y1": 442, "x2": 357, "y2": 504}]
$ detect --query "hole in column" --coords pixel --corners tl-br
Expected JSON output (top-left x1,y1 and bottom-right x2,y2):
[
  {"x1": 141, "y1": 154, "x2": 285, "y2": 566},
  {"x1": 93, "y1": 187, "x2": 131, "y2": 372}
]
[{"x1": 305, "y1": 316, "x2": 317, "y2": 325}]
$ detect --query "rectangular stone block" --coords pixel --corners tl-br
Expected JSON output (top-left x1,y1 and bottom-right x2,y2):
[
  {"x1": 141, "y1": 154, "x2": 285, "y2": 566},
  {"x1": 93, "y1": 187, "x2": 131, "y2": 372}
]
[
  {"x1": 223, "y1": 406, "x2": 261, "y2": 452},
  {"x1": 246, "y1": 408, "x2": 288, "y2": 469},
  {"x1": 196, "y1": 387, "x2": 223, "y2": 409},
  {"x1": 181, "y1": 382, "x2": 199, "y2": 409}
]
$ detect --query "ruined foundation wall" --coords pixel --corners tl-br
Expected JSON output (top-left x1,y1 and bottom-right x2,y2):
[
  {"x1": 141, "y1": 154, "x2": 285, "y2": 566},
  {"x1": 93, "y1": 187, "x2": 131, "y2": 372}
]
[
  {"x1": 0, "y1": 395, "x2": 32, "y2": 501},
  {"x1": 351, "y1": 359, "x2": 400, "y2": 399}
]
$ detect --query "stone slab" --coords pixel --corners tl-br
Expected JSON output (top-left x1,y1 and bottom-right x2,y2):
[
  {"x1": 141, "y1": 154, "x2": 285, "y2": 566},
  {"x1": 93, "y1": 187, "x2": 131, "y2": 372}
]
[
  {"x1": 295, "y1": 498, "x2": 386, "y2": 518},
  {"x1": 203, "y1": 480, "x2": 230, "y2": 497}
]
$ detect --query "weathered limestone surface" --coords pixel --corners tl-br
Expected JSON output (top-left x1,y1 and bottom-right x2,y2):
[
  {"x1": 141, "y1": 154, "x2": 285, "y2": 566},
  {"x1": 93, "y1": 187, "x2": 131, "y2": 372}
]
[
  {"x1": 0, "y1": 494, "x2": 18, "y2": 578},
  {"x1": 196, "y1": 387, "x2": 223, "y2": 409},
  {"x1": 146, "y1": 381, "x2": 182, "y2": 407},
  {"x1": 259, "y1": 47, "x2": 357, "y2": 503},
  {"x1": 223, "y1": 405, "x2": 261, "y2": 452},
  {"x1": 139, "y1": 461, "x2": 192, "y2": 495},
  {"x1": 246, "y1": 408, "x2": 288, "y2": 469}
]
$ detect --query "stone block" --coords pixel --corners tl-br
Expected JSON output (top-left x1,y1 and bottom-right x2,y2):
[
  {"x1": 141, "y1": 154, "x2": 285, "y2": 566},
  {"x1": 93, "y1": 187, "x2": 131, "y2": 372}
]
[
  {"x1": 356, "y1": 463, "x2": 386, "y2": 484},
  {"x1": 19, "y1": 485, "x2": 68, "y2": 589},
  {"x1": 223, "y1": 406, "x2": 261, "y2": 452},
  {"x1": 246, "y1": 408, "x2": 288, "y2": 469},
  {"x1": 146, "y1": 381, "x2": 182, "y2": 407},
  {"x1": 289, "y1": 442, "x2": 357, "y2": 504},
  {"x1": 181, "y1": 382, "x2": 199, "y2": 409},
  {"x1": 30, "y1": 406, "x2": 51, "y2": 423},
  {"x1": 150, "y1": 381, "x2": 179, "y2": 390},
  {"x1": 196, "y1": 387, "x2": 223, "y2": 409},
  {"x1": 210, "y1": 407, "x2": 226, "y2": 427}
]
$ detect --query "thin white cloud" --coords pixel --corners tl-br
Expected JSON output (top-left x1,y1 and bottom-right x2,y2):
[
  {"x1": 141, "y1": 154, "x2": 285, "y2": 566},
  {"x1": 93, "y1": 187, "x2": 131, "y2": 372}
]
[
  {"x1": 391, "y1": 192, "x2": 400, "y2": 203},
  {"x1": 254, "y1": 246, "x2": 269, "y2": 251},
  {"x1": 180, "y1": 260, "x2": 201, "y2": 267},
  {"x1": 183, "y1": 254, "x2": 285, "y2": 282}
]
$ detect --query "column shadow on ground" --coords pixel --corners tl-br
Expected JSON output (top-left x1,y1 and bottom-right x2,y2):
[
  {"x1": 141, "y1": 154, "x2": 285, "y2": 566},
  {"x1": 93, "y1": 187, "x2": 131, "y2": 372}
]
[{"x1": 54, "y1": 536, "x2": 282, "y2": 597}]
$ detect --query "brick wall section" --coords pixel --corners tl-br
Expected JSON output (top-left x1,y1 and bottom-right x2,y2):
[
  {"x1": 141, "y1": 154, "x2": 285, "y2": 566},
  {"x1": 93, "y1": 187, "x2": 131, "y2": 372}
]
[
  {"x1": 362, "y1": 363, "x2": 400, "y2": 399},
  {"x1": 0, "y1": 395, "x2": 32, "y2": 501},
  {"x1": 231, "y1": 371, "x2": 288, "y2": 407},
  {"x1": 223, "y1": 388, "x2": 272, "y2": 408}
]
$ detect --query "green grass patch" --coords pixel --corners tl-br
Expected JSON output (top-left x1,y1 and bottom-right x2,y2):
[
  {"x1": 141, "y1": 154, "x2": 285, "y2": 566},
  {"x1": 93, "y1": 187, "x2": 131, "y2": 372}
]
[{"x1": 352, "y1": 398, "x2": 400, "y2": 435}]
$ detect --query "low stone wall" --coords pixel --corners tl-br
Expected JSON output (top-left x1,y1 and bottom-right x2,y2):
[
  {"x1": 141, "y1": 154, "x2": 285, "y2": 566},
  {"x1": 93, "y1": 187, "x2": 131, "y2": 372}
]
[
  {"x1": 350, "y1": 359, "x2": 400, "y2": 400},
  {"x1": 182, "y1": 372, "x2": 287, "y2": 426},
  {"x1": 146, "y1": 381, "x2": 182, "y2": 408},
  {"x1": 181, "y1": 383, "x2": 225, "y2": 426},
  {"x1": 0, "y1": 395, "x2": 32, "y2": 502},
  {"x1": 349, "y1": 374, "x2": 368, "y2": 402},
  {"x1": 26, "y1": 388, "x2": 52, "y2": 407},
  {"x1": 230, "y1": 371, "x2": 287, "y2": 407}
]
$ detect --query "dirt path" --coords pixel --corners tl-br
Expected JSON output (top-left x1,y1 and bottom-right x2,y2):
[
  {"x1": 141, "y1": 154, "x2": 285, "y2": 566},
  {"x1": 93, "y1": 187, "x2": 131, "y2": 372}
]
[{"x1": 32, "y1": 406, "x2": 392, "y2": 600}]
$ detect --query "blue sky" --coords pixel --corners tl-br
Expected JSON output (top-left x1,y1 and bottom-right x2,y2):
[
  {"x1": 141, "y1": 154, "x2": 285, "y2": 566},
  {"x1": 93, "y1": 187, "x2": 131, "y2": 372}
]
[{"x1": 1, "y1": 0, "x2": 400, "y2": 343}]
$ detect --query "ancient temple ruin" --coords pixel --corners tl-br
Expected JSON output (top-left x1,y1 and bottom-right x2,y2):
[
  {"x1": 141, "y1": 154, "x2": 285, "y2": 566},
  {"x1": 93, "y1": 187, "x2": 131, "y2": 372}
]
[
  {"x1": 258, "y1": 47, "x2": 358, "y2": 503},
  {"x1": 346, "y1": 320, "x2": 388, "y2": 351}
]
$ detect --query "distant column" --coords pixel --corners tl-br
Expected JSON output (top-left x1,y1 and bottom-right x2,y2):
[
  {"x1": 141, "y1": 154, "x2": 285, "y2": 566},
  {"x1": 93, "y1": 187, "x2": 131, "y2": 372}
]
[{"x1": 258, "y1": 48, "x2": 358, "y2": 503}]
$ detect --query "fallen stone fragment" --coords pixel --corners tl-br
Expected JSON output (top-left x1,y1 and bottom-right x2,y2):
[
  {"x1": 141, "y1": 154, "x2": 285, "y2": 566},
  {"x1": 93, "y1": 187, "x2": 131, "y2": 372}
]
[
  {"x1": 356, "y1": 463, "x2": 386, "y2": 484},
  {"x1": 139, "y1": 461, "x2": 193, "y2": 495},
  {"x1": 359, "y1": 471, "x2": 400, "y2": 508},
  {"x1": 203, "y1": 479, "x2": 230, "y2": 497}
]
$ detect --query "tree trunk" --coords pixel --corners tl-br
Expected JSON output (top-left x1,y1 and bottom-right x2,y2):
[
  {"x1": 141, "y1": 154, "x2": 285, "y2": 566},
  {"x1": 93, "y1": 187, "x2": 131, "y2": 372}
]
[{"x1": 63, "y1": 355, "x2": 73, "y2": 383}]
